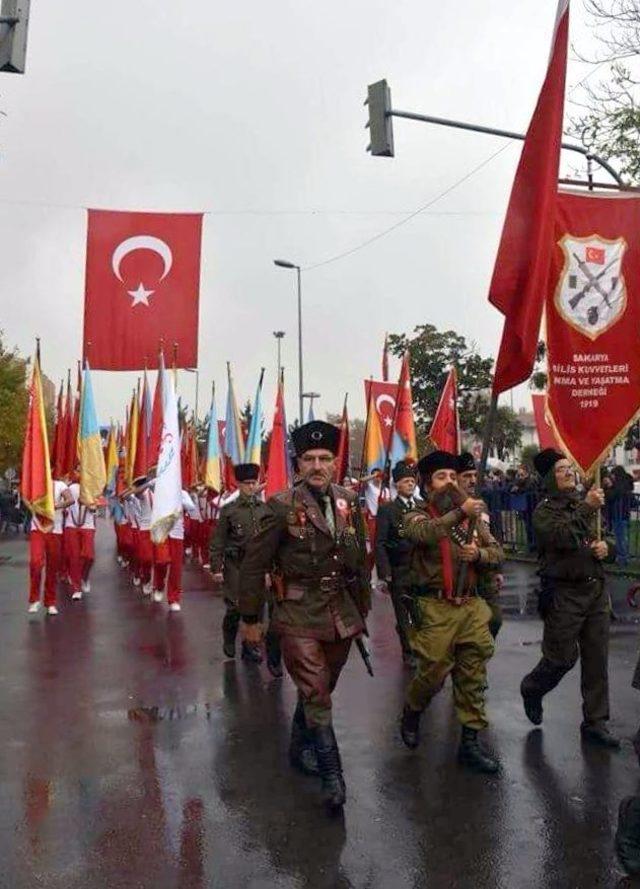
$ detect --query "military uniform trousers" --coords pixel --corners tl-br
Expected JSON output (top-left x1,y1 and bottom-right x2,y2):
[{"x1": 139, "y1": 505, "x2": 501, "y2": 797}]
[
  {"x1": 406, "y1": 596, "x2": 494, "y2": 730},
  {"x1": 280, "y1": 634, "x2": 352, "y2": 728},
  {"x1": 522, "y1": 579, "x2": 610, "y2": 725},
  {"x1": 389, "y1": 569, "x2": 412, "y2": 655}
]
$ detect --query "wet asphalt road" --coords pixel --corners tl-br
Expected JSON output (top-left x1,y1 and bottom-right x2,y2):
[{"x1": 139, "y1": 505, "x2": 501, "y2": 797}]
[{"x1": 2, "y1": 525, "x2": 640, "y2": 888}]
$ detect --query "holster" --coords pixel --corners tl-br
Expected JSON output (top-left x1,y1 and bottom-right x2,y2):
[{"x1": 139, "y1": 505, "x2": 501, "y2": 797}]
[
  {"x1": 401, "y1": 594, "x2": 423, "y2": 631},
  {"x1": 537, "y1": 575, "x2": 555, "y2": 619}
]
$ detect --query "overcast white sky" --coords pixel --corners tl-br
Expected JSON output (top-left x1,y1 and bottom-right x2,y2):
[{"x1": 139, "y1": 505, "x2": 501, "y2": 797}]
[{"x1": 0, "y1": 0, "x2": 607, "y2": 425}]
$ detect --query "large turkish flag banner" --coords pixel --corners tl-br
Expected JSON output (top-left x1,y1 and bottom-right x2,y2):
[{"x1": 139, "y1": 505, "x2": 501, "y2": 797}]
[
  {"x1": 546, "y1": 189, "x2": 640, "y2": 474},
  {"x1": 364, "y1": 379, "x2": 399, "y2": 451},
  {"x1": 83, "y1": 210, "x2": 203, "y2": 370}
]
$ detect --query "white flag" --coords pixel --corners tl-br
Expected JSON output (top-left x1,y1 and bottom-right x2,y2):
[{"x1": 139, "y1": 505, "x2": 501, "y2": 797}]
[{"x1": 150, "y1": 361, "x2": 182, "y2": 543}]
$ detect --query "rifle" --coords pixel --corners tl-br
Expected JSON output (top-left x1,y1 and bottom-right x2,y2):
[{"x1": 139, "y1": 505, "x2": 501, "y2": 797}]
[{"x1": 344, "y1": 574, "x2": 374, "y2": 677}]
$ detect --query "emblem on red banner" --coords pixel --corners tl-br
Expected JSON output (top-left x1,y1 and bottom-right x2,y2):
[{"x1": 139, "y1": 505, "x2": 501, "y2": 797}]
[{"x1": 554, "y1": 234, "x2": 626, "y2": 341}]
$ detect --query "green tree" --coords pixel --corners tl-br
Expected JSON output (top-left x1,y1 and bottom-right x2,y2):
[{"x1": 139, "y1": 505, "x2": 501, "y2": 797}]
[
  {"x1": 0, "y1": 333, "x2": 28, "y2": 476},
  {"x1": 463, "y1": 399, "x2": 523, "y2": 461},
  {"x1": 387, "y1": 324, "x2": 494, "y2": 431},
  {"x1": 520, "y1": 444, "x2": 541, "y2": 473}
]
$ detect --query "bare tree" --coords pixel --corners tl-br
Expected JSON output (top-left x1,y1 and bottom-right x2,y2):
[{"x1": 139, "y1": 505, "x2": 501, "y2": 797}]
[{"x1": 570, "y1": 1, "x2": 640, "y2": 182}]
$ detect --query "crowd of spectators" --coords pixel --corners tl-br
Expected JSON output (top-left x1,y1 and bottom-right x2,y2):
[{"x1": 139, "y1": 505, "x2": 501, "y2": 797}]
[{"x1": 481, "y1": 462, "x2": 638, "y2": 567}]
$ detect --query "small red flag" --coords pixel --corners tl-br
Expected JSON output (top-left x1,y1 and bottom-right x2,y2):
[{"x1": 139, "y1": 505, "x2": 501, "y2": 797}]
[
  {"x1": 21, "y1": 351, "x2": 54, "y2": 528},
  {"x1": 335, "y1": 397, "x2": 350, "y2": 484},
  {"x1": 83, "y1": 210, "x2": 203, "y2": 370},
  {"x1": 265, "y1": 381, "x2": 289, "y2": 499},
  {"x1": 429, "y1": 368, "x2": 459, "y2": 455},
  {"x1": 531, "y1": 393, "x2": 559, "y2": 450},
  {"x1": 490, "y1": 1, "x2": 569, "y2": 395}
]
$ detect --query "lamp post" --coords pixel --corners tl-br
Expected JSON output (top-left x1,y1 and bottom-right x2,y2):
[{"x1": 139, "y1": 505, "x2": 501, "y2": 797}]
[
  {"x1": 273, "y1": 330, "x2": 285, "y2": 380},
  {"x1": 274, "y1": 259, "x2": 303, "y2": 424},
  {"x1": 302, "y1": 391, "x2": 321, "y2": 422}
]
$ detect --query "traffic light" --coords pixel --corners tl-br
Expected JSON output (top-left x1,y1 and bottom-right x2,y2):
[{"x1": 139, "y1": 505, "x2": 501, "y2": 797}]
[
  {"x1": 365, "y1": 80, "x2": 394, "y2": 157},
  {"x1": 0, "y1": 0, "x2": 30, "y2": 74}
]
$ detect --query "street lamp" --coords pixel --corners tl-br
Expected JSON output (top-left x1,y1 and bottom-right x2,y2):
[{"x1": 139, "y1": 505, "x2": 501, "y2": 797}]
[
  {"x1": 273, "y1": 330, "x2": 285, "y2": 380},
  {"x1": 274, "y1": 259, "x2": 303, "y2": 424},
  {"x1": 302, "y1": 391, "x2": 321, "y2": 422}
]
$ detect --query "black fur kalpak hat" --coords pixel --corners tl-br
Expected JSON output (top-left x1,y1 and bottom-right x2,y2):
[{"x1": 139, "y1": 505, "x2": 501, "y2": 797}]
[
  {"x1": 417, "y1": 450, "x2": 457, "y2": 478},
  {"x1": 234, "y1": 463, "x2": 260, "y2": 482},
  {"x1": 291, "y1": 421, "x2": 340, "y2": 457},
  {"x1": 533, "y1": 448, "x2": 565, "y2": 478},
  {"x1": 392, "y1": 461, "x2": 417, "y2": 483},
  {"x1": 456, "y1": 452, "x2": 477, "y2": 473}
]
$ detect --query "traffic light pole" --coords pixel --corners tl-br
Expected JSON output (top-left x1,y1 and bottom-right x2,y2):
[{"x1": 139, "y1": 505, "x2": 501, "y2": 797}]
[{"x1": 365, "y1": 79, "x2": 624, "y2": 187}]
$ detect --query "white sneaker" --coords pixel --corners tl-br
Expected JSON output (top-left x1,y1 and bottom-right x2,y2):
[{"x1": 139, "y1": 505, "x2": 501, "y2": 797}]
[
  {"x1": 122, "y1": 560, "x2": 129, "y2": 568},
  {"x1": 132, "y1": 577, "x2": 141, "y2": 587},
  {"x1": 169, "y1": 603, "x2": 181, "y2": 612},
  {"x1": 142, "y1": 582, "x2": 153, "y2": 596},
  {"x1": 117, "y1": 556, "x2": 124, "y2": 567},
  {"x1": 202, "y1": 563, "x2": 210, "y2": 570},
  {"x1": 185, "y1": 547, "x2": 192, "y2": 557},
  {"x1": 46, "y1": 606, "x2": 59, "y2": 616},
  {"x1": 71, "y1": 591, "x2": 83, "y2": 601},
  {"x1": 153, "y1": 590, "x2": 163, "y2": 603},
  {"x1": 28, "y1": 601, "x2": 40, "y2": 614},
  {"x1": 81, "y1": 579, "x2": 91, "y2": 594}
]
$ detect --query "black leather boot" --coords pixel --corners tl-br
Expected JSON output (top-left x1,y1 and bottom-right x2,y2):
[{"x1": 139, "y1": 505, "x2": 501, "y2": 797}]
[
  {"x1": 580, "y1": 721, "x2": 621, "y2": 749},
  {"x1": 241, "y1": 641, "x2": 263, "y2": 664},
  {"x1": 222, "y1": 612, "x2": 240, "y2": 659},
  {"x1": 265, "y1": 630, "x2": 283, "y2": 678},
  {"x1": 400, "y1": 705, "x2": 422, "y2": 749},
  {"x1": 520, "y1": 658, "x2": 570, "y2": 726},
  {"x1": 457, "y1": 726, "x2": 500, "y2": 774},
  {"x1": 520, "y1": 682, "x2": 543, "y2": 726},
  {"x1": 616, "y1": 796, "x2": 640, "y2": 876},
  {"x1": 311, "y1": 725, "x2": 346, "y2": 813},
  {"x1": 289, "y1": 703, "x2": 319, "y2": 776}
]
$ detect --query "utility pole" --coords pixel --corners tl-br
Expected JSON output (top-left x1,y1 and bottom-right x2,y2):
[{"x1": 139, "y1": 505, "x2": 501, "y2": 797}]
[{"x1": 273, "y1": 330, "x2": 285, "y2": 380}]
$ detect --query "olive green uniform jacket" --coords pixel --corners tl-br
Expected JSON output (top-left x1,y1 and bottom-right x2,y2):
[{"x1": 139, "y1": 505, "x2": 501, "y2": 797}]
[
  {"x1": 238, "y1": 482, "x2": 371, "y2": 641},
  {"x1": 209, "y1": 493, "x2": 271, "y2": 605}
]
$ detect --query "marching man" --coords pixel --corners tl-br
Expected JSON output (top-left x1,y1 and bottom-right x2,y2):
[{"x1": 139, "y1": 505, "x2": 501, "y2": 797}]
[
  {"x1": 28, "y1": 473, "x2": 73, "y2": 615},
  {"x1": 152, "y1": 487, "x2": 198, "y2": 611},
  {"x1": 64, "y1": 473, "x2": 98, "y2": 601},
  {"x1": 125, "y1": 476, "x2": 155, "y2": 596}
]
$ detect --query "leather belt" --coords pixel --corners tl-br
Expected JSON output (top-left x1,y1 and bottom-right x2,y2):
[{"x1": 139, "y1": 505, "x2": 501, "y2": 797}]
[
  {"x1": 286, "y1": 575, "x2": 344, "y2": 596},
  {"x1": 411, "y1": 585, "x2": 478, "y2": 599}
]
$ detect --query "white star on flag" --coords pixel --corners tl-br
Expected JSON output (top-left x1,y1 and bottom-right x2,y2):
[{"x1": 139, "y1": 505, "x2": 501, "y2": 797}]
[{"x1": 128, "y1": 282, "x2": 154, "y2": 307}]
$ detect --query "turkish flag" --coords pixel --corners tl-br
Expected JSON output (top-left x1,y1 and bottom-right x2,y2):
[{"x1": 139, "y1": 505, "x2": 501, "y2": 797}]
[
  {"x1": 546, "y1": 189, "x2": 640, "y2": 474},
  {"x1": 531, "y1": 393, "x2": 559, "y2": 450},
  {"x1": 429, "y1": 368, "x2": 459, "y2": 454},
  {"x1": 363, "y1": 379, "x2": 399, "y2": 452},
  {"x1": 489, "y1": 0, "x2": 568, "y2": 395},
  {"x1": 83, "y1": 210, "x2": 203, "y2": 370}
]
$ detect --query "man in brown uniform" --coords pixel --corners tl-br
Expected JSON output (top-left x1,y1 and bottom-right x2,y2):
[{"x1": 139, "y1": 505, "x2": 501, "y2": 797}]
[
  {"x1": 210, "y1": 464, "x2": 280, "y2": 671},
  {"x1": 238, "y1": 420, "x2": 370, "y2": 813},
  {"x1": 399, "y1": 450, "x2": 503, "y2": 774}
]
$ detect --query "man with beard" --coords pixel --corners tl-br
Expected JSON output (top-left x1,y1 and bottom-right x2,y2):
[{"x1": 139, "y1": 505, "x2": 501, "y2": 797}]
[
  {"x1": 399, "y1": 450, "x2": 503, "y2": 774},
  {"x1": 520, "y1": 448, "x2": 619, "y2": 748},
  {"x1": 456, "y1": 452, "x2": 504, "y2": 639},
  {"x1": 238, "y1": 421, "x2": 370, "y2": 814}
]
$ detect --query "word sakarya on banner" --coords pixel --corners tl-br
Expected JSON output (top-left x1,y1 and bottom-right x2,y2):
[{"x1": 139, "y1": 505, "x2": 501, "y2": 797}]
[{"x1": 546, "y1": 189, "x2": 640, "y2": 475}]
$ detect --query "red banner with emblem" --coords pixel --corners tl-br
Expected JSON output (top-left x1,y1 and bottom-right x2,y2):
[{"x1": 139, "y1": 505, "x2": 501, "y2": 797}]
[
  {"x1": 83, "y1": 210, "x2": 203, "y2": 370},
  {"x1": 546, "y1": 189, "x2": 640, "y2": 474},
  {"x1": 363, "y1": 379, "x2": 399, "y2": 452}
]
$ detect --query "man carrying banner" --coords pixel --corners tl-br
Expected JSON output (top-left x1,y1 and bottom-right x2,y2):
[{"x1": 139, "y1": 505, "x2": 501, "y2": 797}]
[
  {"x1": 375, "y1": 461, "x2": 418, "y2": 665},
  {"x1": 520, "y1": 448, "x2": 620, "y2": 748},
  {"x1": 456, "y1": 452, "x2": 504, "y2": 639},
  {"x1": 399, "y1": 450, "x2": 502, "y2": 774},
  {"x1": 64, "y1": 475, "x2": 98, "y2": 601},
  {"x1": 29, "y1": 474, "x2": 73, "y2": 615},
  {"x1": 210, "y1": 464, "x2": 273, "y2": 666},
  {"x1": 237, "y1": 421, "x2": 371, "y2": 814}
]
